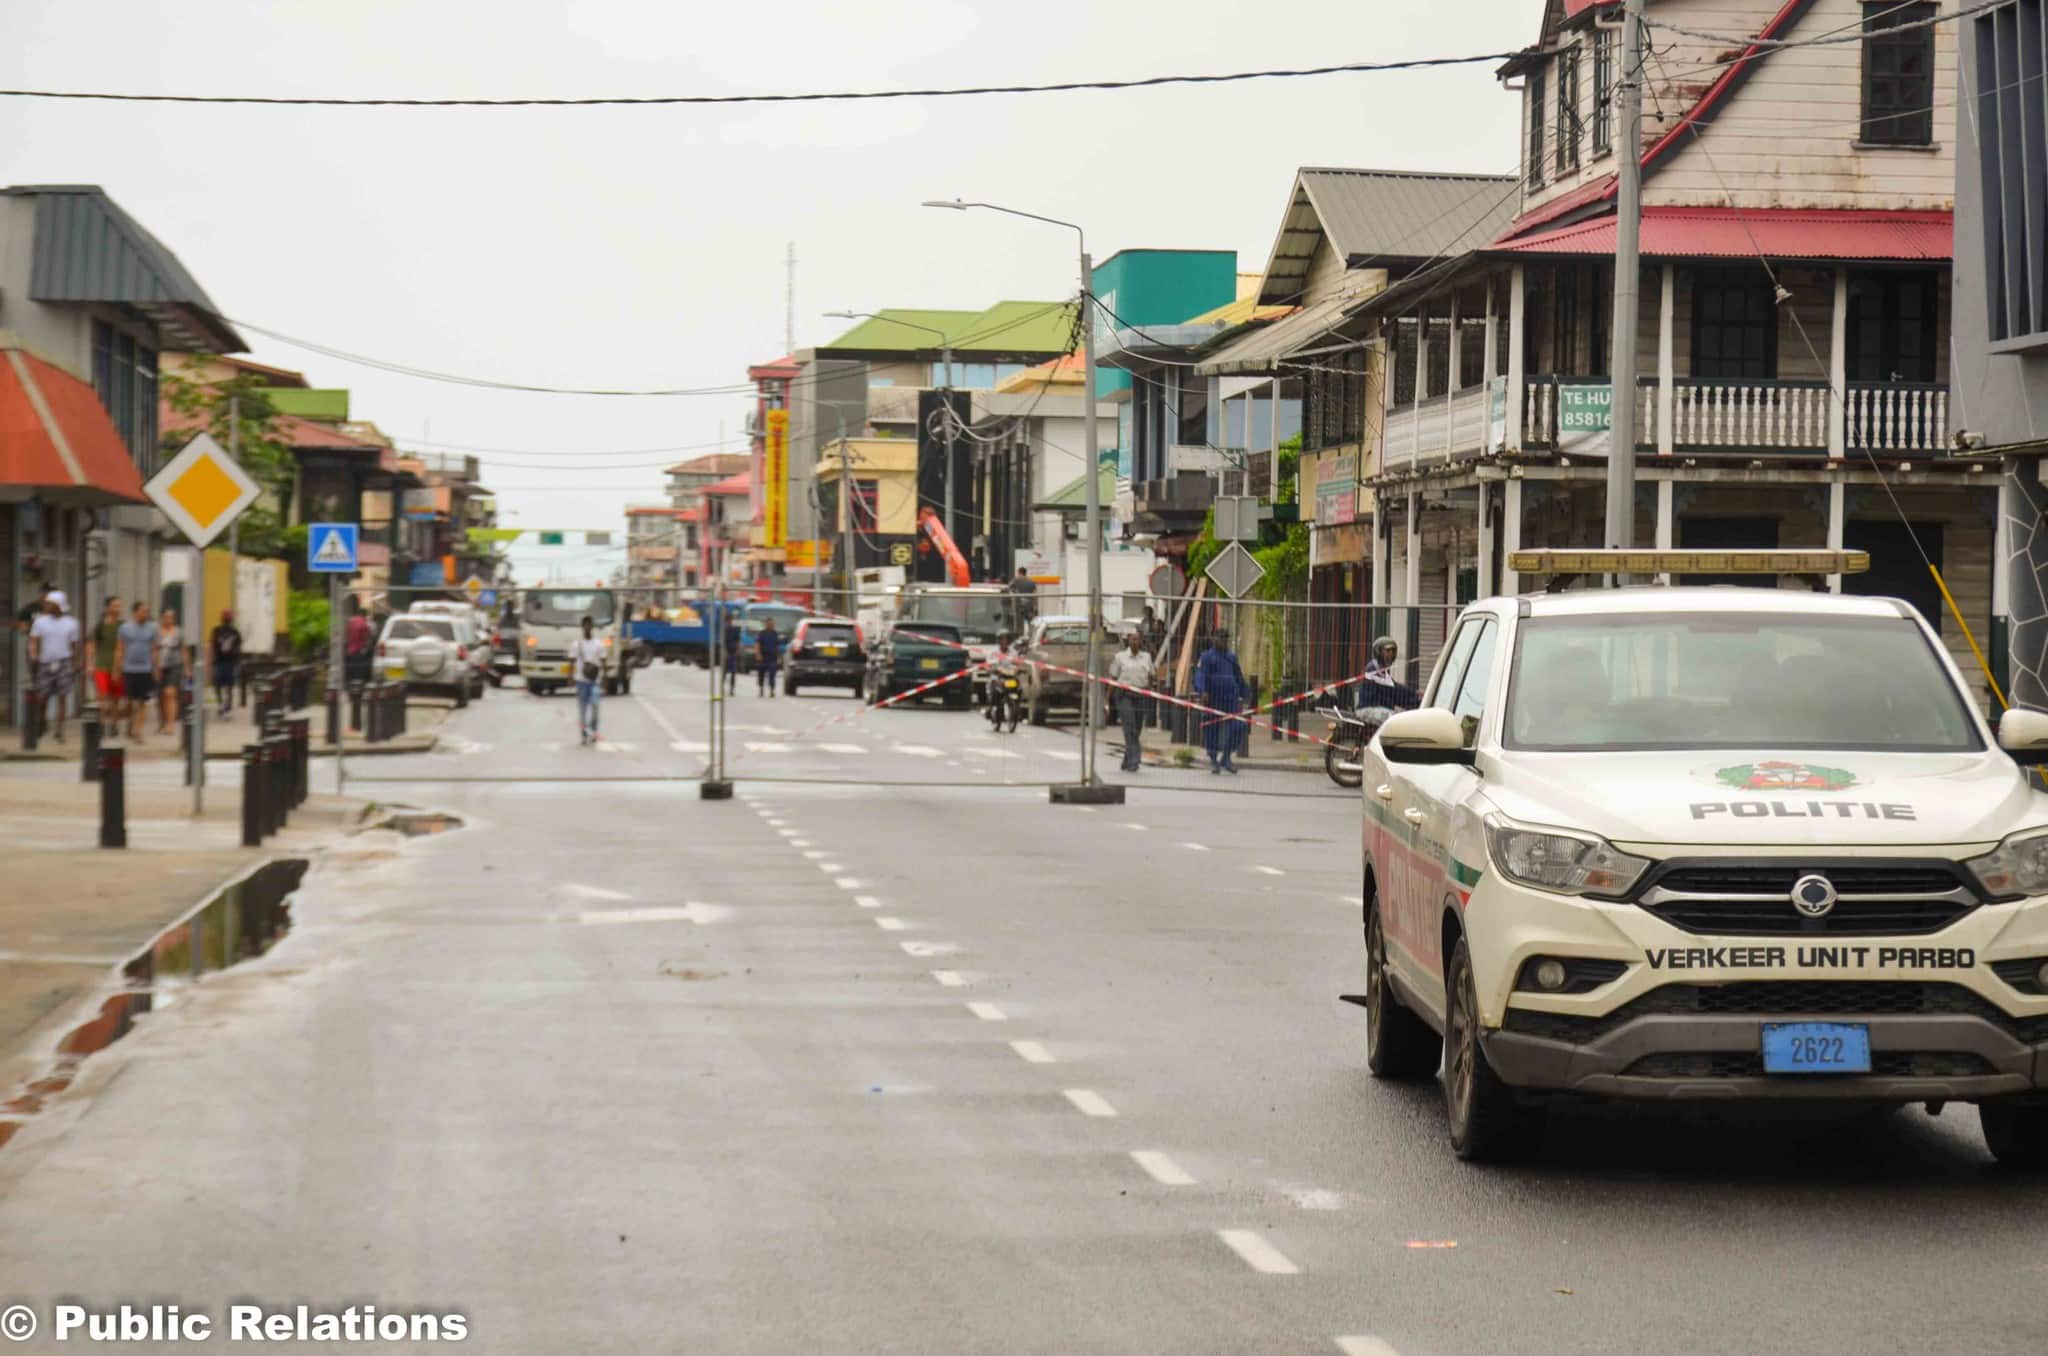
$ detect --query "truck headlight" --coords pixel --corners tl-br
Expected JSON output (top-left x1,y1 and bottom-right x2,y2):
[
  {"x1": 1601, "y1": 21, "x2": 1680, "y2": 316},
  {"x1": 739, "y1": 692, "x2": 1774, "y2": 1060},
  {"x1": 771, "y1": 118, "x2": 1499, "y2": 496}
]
[
  {"x1": 1965, "y1": 829, "x2": 2048, "y2": 899},
  {"x1": 1484, "y1": 814, "x2": 1650, "y2": 899}
]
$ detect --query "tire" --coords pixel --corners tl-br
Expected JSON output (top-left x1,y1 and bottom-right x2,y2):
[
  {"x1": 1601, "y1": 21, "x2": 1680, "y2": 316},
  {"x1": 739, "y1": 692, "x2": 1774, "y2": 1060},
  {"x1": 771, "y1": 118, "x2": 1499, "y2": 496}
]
[
  {"x1": 1444, "y1": 936, "x2": 1542, "y2": 1162},
  {"x1": 784, "y1": 676, "x2": 799, "y2": 696},
  {"x1": 1980, "y1": 1104, "x2": 2048, "y2": 1167},
  {"x1": 454, "y1": 681, "x2": 468, "y2": 709},
  {"x1": 621, "y1": 670, "x2": 632, "y2": 696},
  {"x1": 1004, "y1": 699, "x2": 1023, "y2": 733},
  {"x1": 850, "y1": 674, "x2": 864, "y2": 701},
  {"x1": 1365, "y1": 905, "x2": 1441, "y2": 1080},
  {"x1": 1029, "y1": 695, "x2": 1048, "y2": 726},
  {"x1": 945, "y1": 686, "x2": 971, "y2": 709},
  {"x1": 1325, "y1": 727, "x2": 1365, "y2": 789}
]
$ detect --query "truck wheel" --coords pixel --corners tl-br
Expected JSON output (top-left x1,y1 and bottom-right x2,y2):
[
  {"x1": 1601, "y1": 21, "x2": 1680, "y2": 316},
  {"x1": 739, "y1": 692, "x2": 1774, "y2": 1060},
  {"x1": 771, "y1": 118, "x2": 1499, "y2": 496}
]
[
  {"x1": 945, "y1": 685, "x2": 971, "y2": 709},
  {"x1": 850, "y1": 674, "x2": 864, "y2": 701},
  {"x1": 1444, "y1": 937, "x2": 1542, "y2": 1162},
  {"x1": 621, "y1": 670, "x2": 632, "y2": 696},
  {"x1": 1365, "y1": 905, "x2": 1440, "y2": 1080},
  {"x1": 1980, "y1": 1104, "x2": 2048, "y2": 1167}
]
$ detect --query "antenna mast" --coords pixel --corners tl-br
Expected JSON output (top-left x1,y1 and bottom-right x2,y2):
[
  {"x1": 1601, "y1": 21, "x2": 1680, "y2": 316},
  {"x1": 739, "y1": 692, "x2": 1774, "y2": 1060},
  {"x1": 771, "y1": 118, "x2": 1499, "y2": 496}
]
[{"x1": 785, "y1": 241, "x2": 797, "y2": 355}]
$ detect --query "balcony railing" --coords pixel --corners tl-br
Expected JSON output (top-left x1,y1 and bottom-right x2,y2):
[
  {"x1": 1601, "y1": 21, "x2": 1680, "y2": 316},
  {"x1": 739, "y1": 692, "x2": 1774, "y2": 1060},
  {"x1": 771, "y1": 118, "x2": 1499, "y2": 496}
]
[{"x1": 1522, "y1": 376, "x2": 1949, "y2": 457}]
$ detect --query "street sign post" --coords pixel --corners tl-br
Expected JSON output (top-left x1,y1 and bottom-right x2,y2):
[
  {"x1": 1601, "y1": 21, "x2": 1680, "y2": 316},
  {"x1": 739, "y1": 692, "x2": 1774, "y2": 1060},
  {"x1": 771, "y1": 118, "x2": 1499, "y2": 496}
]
[
  {"x1": 1213, "y1": 496, "x2": 1261, "y2": 543},
  {"x1": 144, "y1": 432, "x2": 263, "y2": 814},
  {"x1": 1204, "y1": 541, "x2": 1265, "y2": 599},
  {"x1": 306, "y1": 524, "x2": 360, "y2": 796},
  {"x1": 462, "y1": 574, "x2": 485, "y2": 602}
]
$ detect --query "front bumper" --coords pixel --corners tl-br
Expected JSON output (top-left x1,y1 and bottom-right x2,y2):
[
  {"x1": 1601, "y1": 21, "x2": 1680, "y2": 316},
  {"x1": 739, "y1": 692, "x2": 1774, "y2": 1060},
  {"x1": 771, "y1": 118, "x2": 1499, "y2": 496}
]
[
  {"x1": 1462, "y1": 861, "x2": 2048, "y2": 1101},
  {"x1": 790, "y1": 659, "x2": 863, "y2": 683}
]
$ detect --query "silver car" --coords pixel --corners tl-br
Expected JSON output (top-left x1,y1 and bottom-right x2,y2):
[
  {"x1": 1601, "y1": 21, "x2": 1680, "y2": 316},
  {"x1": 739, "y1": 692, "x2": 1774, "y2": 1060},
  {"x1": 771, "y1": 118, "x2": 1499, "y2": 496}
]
[{"x1": 378, "y1": 615, "x2": 486, "y2": 701}]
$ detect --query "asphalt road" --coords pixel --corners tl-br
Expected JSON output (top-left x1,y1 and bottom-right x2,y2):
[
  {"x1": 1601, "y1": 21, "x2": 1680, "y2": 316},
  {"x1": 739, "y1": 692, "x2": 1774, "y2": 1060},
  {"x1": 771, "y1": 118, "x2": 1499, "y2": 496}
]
[{"x1": 2, "y1": 662, "x2": 2045, "y2": 1354}]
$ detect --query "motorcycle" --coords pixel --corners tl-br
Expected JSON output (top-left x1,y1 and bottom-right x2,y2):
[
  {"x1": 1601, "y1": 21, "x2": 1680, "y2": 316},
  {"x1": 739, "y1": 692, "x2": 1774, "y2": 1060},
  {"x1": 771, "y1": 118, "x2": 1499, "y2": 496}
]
[
  {"x1": 1322, "y1": 675, "x2": 1418, "y2": 788},
  {"x1": 987, "y1": 662, "x2": 1025, "y2": 733}
]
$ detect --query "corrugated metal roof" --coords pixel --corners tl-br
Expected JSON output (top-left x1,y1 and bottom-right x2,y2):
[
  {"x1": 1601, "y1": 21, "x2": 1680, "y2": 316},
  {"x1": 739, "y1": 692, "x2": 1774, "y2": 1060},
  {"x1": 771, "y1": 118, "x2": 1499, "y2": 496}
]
[
  {"x1": 1033, "y1": 465, "x2": 1117, "y2": 513},
  {"x1": 1488, "y1": 208, "x2": 1954, "y2": 260},
  {"x1": 823, "y1": 309, "x2": 978, "y2": 352},
  {"x1": 3, "y1": 185, "x2": 243, "y2": 352},
  {"x1": 0, "y1": 346, "x2": 148, "y2": 505},
  {"x1": 1258, "y1": 168, "x2": 1521, "y2": 305},
  {"x1": 821, "y1": 301, "x2": 1078, "y2": 356},
  {"x1": 1196, "y1": 282, "x2": 1384, "y2": 376}
]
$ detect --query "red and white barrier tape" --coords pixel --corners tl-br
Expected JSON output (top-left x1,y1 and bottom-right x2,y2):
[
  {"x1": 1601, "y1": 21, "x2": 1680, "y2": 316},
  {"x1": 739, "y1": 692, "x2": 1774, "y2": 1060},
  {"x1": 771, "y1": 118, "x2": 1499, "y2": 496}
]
[{"x1": 1019, "y1": 657, "x2": 1340, "y2": 750}]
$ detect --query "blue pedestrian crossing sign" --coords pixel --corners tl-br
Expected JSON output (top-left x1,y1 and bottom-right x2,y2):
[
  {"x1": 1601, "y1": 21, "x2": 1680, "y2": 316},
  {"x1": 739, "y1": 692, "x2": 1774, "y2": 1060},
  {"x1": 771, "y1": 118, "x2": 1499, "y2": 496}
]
[{"x1": 308, "y1": 523, "x2": 359, "y2": 573}]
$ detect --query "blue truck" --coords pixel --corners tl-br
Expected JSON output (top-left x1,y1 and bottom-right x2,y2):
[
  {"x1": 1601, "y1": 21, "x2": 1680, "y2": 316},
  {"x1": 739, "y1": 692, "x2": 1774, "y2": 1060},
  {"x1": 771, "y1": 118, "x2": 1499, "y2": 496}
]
[{"x1": 630, "y1": 600, "x2": 809, "y2": 670}]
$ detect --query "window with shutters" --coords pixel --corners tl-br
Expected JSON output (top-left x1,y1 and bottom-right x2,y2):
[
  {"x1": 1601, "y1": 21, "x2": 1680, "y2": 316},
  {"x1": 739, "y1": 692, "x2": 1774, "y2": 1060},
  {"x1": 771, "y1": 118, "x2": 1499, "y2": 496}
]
[
  {"x1": 1691, "y1": 270, "x2": 1778, "y2": 379},
  {"x1": 1592, "y1": 27, "x2": 1615, "y2": 154},
  {"x1": 1528, "y1": 65, "x2": 1548, "y2": 187},
  {"x1": 1974, "y1": 0, "x2": 2048, "y2": 343},
  {"x1": 1556, "y1": 48, "x2": 1582, "y2": 174},
  {"x1": 1862, "y1": 2, "x2": 1936, "y2": 146}
]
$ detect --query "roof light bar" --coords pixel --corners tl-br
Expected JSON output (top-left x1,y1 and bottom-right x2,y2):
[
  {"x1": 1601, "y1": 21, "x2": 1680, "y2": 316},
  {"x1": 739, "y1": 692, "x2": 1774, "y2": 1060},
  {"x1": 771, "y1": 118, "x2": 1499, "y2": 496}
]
[{"x1": 1507, "y1": 549, "x2": 1870, "y2": 576}]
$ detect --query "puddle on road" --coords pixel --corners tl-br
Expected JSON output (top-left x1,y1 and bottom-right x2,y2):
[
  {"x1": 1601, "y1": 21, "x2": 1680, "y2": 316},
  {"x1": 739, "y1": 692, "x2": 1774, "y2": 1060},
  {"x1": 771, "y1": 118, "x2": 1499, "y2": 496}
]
[
  {"x1": 0, "y1": 858, "x2": 305, "y2": 1153},
  {"x1": 363, "y1": 808, "x2": 465, "y2": 837}
]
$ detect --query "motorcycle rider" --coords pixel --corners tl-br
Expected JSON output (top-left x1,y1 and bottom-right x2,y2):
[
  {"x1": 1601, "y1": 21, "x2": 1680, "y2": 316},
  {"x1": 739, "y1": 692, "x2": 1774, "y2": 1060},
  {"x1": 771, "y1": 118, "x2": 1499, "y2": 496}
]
[
  {"x1": 1360, "y1": 634, "x2": 1419, "y2": 711},
  {"x1": 986, "y1": 631, "x2": 1023, "y2": 727}
]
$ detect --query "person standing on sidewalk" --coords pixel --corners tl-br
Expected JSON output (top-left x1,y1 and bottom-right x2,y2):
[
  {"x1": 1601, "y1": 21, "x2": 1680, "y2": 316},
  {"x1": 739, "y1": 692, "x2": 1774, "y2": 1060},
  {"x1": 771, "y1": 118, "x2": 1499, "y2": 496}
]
[
  {"x1": 755, "y1": 619, "x2": 782, "y2": 698},
  {"x1": 26, "y1": 593, "x2": 81, "y2": 742},
  {"x1": 117, "y1": 602, "x2": 156, "y2": 743},
  {"x1": 343, "y1": 600, "x2": 373, "y2": 692},
  {"x1": 722, "y1": 614, "x2": 743, "y2": 697},
  {"x1": 1106, "y1": 629, "x2": 1156, "y2": 774},
  {"x1": 1193, "y1": 628, "x2": 1247, "y2": 775},
  {"x1": 210, "y1": 609, "x2": 243, "y2": 718},
  {"x1": 571, "y1": 615, "x2": 606, "y2": 745},
  {"x1": 91, "y1": 597, "x2": 124, "y2": 723},
  {"x1": 154, "y1": 609, "x2": 185, "y2": 736}
]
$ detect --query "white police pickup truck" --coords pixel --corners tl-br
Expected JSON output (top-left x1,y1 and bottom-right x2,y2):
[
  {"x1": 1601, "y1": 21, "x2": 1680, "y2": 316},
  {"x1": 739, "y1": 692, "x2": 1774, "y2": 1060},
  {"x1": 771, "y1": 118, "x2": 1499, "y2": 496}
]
[{"x1": 1359, "y1": 550, "x2": 2048, "y2": 1164}]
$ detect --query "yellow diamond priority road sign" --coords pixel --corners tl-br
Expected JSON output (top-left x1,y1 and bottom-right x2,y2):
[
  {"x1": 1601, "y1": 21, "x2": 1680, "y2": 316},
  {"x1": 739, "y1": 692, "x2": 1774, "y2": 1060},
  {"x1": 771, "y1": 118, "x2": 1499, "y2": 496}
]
[{"x1": 144, "y1": 432, "x2": 260, "y2": 548}]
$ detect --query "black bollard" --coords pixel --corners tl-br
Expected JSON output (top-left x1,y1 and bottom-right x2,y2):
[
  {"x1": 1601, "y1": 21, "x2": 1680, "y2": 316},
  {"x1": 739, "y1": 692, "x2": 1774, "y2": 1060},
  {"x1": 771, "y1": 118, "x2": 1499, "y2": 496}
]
[
  {"x1": 348, "y1": 681, "x2": 364, "y2": 734},
  {"x1": 81, "y1": 702, "x2": 102, "y2": 781},
  {"x1": 324, "y1": 687, "x2": 339, "y2": 746},
  {"x1": 394, "y1": 683, "x2": 408, "y2": 737},
  {"x1": 20, "y1": 684, "x2": 40, "y2": 753},
  {"x1": 265, "y1": 733, "x2": 290, "y2": 833},
  {"x1": 288, "y1": 717, "x2": 310, "y2": 806},
  {"x1": 98, "y1": 745, "x2": 126, "y2": 848},
  {"x1": 240, "y1": 743, "x2": 263, "y2": 847}
]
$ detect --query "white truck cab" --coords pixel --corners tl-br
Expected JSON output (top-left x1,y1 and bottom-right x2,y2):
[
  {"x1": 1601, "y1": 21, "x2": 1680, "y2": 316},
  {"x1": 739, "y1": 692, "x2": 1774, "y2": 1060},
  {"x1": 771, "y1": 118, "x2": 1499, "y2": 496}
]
[
  {"x1": 517, "y1": 588, "x2": 626, "y2": 697},
  {"x1": 1359, "y1": 550, "x2": 2048, "y2": 1164}
]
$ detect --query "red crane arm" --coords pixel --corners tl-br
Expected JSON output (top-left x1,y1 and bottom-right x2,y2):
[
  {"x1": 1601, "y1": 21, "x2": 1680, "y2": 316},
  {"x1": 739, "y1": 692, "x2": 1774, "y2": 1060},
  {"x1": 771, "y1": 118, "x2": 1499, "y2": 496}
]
[{"x1": 917, "y1": 506, "x2": 972, "y2": 587}]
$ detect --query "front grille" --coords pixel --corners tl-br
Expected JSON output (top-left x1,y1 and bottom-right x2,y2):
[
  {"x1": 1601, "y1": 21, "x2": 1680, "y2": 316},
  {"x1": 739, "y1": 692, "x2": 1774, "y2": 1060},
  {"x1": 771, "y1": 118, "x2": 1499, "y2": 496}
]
[
  {"x1": 1624, "y1": 1051, "x2": 1997, "y2": 1079},
  {"x1": 1502, "y1": 982, "x2": 2048, "y2": 1045},
  {"x1": 1636, "y1": 859, "x2": 1981, "y2": 937},
  {"x1": 532, "y1": 650, "x2": 567, "y2": 662}
]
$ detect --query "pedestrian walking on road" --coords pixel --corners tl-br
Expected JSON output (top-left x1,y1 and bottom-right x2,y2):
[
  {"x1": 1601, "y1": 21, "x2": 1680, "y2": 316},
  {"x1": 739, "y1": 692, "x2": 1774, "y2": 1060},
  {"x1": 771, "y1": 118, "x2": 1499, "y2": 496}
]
[
  {"x1": 571, "y1": 615, "x2": 606, "y2": 745},
  {"x1": 756, "y1": 620, "x2": 783, "y2": 697},
  {"x1": 26, "y1": 592, "x2": 81, "y2": 742},
  {"x1": 91, "y1": 597, "x2": 124, "y2": 722},
  {"x1": 210, "y1": 609, "x2": 243, "y2": 717},
  {"x1": 154, "y1": 609, "x2": 185, "y2": 736},
  {"x1": 1107, "y1": 629, "x2": 1156, "y2": 773},
  {"x1": 117, "y1": 602, "x2": 156, "y2": 743},
  {"x1": 723, "y1": 615, "x2": 743, "y2": 696},
  {"x1": 1007, "y1": 566, "x2": 1038, "y2": 628},
  {"x1": 1193, "y1": 628, "x2": 1247, "y2": 775}
]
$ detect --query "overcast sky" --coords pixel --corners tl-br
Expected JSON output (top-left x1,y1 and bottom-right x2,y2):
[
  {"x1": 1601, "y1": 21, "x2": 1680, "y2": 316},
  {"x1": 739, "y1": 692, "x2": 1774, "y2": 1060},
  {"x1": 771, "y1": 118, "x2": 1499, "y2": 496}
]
[{"x1": 4, "y1": 0, "x2": 1526, "y2": 585}]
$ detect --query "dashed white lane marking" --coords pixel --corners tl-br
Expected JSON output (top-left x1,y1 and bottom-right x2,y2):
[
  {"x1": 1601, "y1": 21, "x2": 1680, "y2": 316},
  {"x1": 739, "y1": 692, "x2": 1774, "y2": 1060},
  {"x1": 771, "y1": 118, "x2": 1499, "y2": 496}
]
[
  {"x1": 1343, "y1": 895, "x2": 1365, "y2": 906},
  {"x1": 931, "y1": 970, "x2": 966, "y2": 987},
  {"x1": 820, "y1": 862, "x2": 846, "y2": 873},
  {"x1": 577, "y1": 904, "x2": 730, "y2": 926},
  {"x1": 875, "y1": 917, "x2": 908, "y2": 931},
  {"x1": 901, "y1": 940, "x2": 960, "y2": 957},
  {"x1": 854, "y1": 895, "x2": 883, "y2": 909},
  {"x1": 1334, "y1": 1339, "x2": 1400, "y2": 1356},
  {"x1": 670, "y1": 739, "x2": 710, "y2": 753},
  {"x1": 1121, "y1": 822, "x2": 1148, "y2": 831},
  {"x1": 894, "y1": 744, "x2": 943, "y2": 758},
  {"x1": 593, "y1": 741, "x2": 641, "y2": 753},
  {"x1": 967, "y1": 1002, "x2": 1006, "y2": 1021},
  {"x1": 635, "y1": 695, "x2": 689, "y2": 744},
  {"x1": 1040, "y1": 748, "x2": 1082, "y2": 761},
  {"x1": 1216, "y1": 1230, "x2": 1299, "y2": 1275},
  {"x1": 765, "y1": 817, "x2": 787, "y2": 826},
  {"x1": 1010, "y1": 1040, "x2": 1055, "y2": 1064},
  {"x1": 834, "y1": 877, "x2": 863, "y2": 890},
  {"x1": 790, "y1": 838, "x2": 813, "y2": 847},
  {"x1": 745, "y1": 741, "x2": 793, "y2": 753},
  {"x1": 802, "y1": 850, "x2": 827, "y2": 859},
  {"x1": 818, "y1": 742, "x2": 867, "y2": 754},
  {"x1": 1251, "y1": 865, "x2": 1286, "y2": 876},
  {"x1": 965, "y1": 747, "x2": 1021, "y2": 759},
  {"x1": 560, "y1": 882, "x2": 632, "y2": 902},
  {"x1": 1179, "y1": 842, "x2": 1211, "y2": 852},
  {"x1": 1130, "y1": 1150, "x2": 1195, "y2": 1185},
  {"x1": 1062, "y1": 1089, "x2": 1117, "y2": 1117}
]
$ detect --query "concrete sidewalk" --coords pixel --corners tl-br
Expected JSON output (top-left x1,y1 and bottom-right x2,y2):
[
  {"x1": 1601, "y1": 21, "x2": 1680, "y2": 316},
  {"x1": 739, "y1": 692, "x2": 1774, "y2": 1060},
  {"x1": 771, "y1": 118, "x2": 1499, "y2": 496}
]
[
  {"x1": 3, "y1": 692, "x2": 447, "y2": 764},
  {"x1": 0, "y1": 771, "x2": 361, "y2": 1099},
  {"x1": 1107, "y1": 710, "x2": 1334, "y2": 774}
]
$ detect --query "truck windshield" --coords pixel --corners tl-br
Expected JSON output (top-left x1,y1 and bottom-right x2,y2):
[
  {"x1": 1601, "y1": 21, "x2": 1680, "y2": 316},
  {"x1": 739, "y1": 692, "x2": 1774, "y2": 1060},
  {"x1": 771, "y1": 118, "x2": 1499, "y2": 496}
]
[
  {"x1": 524, "y1": 590, "x2": 614, "y2": 626},
  {"x1": 1505, "y1": 612, "x2": 1983, "y2": 753},
  {"x1": 905, "y1": 594, "x2": 1013, "y2": 639}
]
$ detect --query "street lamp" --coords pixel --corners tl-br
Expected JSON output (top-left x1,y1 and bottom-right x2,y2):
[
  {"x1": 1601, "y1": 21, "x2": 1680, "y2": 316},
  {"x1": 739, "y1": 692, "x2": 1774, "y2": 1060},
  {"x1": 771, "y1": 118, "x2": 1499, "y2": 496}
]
[
  {"x1": 824, "y1": 309, "x2": 960, "y2": 562},
  {"x1": 922, "y1": 198, "x2": 1117, "y2": 804}
]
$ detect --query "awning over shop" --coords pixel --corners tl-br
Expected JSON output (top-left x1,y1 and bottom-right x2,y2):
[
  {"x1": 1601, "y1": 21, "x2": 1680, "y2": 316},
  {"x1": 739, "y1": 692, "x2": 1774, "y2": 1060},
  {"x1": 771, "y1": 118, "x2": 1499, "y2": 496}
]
[
  {"x1": 1488, "y1": 207, "x2": 1953, "y2": 261},
  {"x1": 1195, "y1": 285, "x2": 1380, "y2": 377},
  {"x1": 0, "y1": 347, "x2": 147, "y2": 506},
  {"x1": 1034, "y1": 465, "x2": 1119, "y2": 514}
]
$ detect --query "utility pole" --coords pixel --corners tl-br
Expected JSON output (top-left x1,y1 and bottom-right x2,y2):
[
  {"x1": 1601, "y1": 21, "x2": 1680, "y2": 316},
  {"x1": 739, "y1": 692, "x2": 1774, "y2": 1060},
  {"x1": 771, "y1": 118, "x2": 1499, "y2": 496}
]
[
  {"x1": 785, "y1": 242, "x2": 797, "y2": 358},
  {"x1": 1076, "y1": 251, "x2": 1104, "y2": 791},
  {"x1": 1603, "y1": 0, "x2": 1645, "y2": 574}
]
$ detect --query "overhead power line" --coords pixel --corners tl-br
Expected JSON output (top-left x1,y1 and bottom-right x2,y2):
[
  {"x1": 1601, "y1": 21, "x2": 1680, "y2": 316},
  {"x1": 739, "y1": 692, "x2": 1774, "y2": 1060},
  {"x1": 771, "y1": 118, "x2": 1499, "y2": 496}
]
[{"x1": 0, "y1": 51, "x2": 1526, "y2": 109}]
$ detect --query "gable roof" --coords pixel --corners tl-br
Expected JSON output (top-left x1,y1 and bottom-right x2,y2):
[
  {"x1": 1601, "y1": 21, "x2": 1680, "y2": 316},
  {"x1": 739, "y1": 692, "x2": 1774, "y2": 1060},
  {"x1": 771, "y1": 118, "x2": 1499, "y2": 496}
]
[
  {"x1": 3, "y1": 185, "x2": 243, "y2": 352},
  {"x1": 663, "y1": 451, "x2": 750, "y2": 477},
  {"x1": 821, "y1": 301, "x2": 1079, "y2": 357},
  {"x1": 1257, "y1": 168, "x2": 1521, "y2": 305}
]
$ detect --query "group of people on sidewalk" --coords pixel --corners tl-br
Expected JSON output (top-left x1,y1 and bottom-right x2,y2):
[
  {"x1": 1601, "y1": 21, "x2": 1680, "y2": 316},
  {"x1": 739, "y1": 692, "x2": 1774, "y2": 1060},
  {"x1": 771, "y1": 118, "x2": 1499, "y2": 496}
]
[
  {"x1": 18, "y1": 583, "x2": 247, "y2": 746},
  {"x1": 717, "y1": 616, "x2": 783, "y2": 698},
  {"x1": 1098, "y1": 626, "x2": 1250, "y2": 776}
]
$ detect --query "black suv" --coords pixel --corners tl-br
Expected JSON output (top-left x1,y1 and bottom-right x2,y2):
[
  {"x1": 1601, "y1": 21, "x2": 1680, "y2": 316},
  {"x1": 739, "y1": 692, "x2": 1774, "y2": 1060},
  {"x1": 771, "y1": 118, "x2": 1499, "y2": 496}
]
[{"x1": 784, "y1": 617, "x2": 867, "y2": 697}]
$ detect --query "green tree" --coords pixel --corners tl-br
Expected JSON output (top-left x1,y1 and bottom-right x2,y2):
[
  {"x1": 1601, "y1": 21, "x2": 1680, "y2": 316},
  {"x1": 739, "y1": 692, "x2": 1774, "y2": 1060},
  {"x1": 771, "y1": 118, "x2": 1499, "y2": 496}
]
[{"x1": 160, "y1": 367, "x2": 296, "y2": 558}]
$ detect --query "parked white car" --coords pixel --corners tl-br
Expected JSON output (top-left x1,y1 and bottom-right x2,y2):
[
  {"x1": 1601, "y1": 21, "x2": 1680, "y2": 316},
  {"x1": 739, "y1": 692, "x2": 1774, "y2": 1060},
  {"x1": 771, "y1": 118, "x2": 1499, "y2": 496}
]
[
  {"x1": 409, "y1": 601, "x2": 497, "y2": 683},
  {"x1": 378, "y1": 614, "x2": 486, "y2": 701}
]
